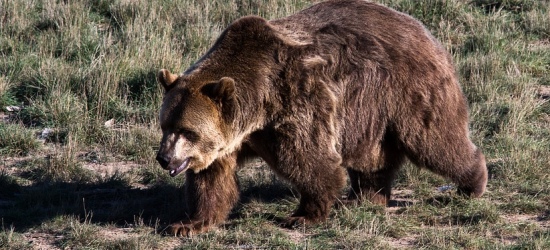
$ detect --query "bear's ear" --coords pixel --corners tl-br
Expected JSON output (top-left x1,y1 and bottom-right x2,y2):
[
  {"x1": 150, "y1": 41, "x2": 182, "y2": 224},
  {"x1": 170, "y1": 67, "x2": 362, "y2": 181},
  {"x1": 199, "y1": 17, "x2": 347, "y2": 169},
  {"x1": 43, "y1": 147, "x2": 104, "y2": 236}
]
[
  {"x1": 158, "y1": 69, "x2": 179, "y2": 91},
  {"x1": 201, "y1": 77, "x2": 235, "y2": 103}
]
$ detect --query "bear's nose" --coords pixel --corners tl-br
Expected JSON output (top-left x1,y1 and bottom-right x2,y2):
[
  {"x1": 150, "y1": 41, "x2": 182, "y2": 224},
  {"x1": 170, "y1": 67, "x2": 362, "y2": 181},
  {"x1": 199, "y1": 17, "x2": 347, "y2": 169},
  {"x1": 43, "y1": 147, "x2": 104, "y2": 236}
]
[{"x1": 156, "y1": 153, "x2": 171, "y2": 169}]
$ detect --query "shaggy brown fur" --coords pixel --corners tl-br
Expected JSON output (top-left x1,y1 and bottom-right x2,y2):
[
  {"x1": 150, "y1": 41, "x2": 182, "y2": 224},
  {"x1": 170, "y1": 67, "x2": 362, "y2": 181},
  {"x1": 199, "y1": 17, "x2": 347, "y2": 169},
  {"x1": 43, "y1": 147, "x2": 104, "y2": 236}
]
[{"x1": 156, "y1": 0, "x2": 488, "y2": 236}]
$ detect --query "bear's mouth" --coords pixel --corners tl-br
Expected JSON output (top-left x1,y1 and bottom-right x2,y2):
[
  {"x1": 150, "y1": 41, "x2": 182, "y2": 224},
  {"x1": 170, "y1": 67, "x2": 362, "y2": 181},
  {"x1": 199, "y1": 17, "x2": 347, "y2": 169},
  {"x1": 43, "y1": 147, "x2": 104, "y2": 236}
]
[{"x1": 169, "y1": 158, "x2": 190, "y2": 177}]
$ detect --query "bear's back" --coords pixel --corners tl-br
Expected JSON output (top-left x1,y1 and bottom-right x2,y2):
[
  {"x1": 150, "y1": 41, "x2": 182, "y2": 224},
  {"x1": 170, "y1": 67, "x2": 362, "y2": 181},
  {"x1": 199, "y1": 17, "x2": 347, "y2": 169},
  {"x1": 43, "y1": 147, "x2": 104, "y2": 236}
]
[{"x1": 269, "y1": 0, "x2": 453, "y2": 78}]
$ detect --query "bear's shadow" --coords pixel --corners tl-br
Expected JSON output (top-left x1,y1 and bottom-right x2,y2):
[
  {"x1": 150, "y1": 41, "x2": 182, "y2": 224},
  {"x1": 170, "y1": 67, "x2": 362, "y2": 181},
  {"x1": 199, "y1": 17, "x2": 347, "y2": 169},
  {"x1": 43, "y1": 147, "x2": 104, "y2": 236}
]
[
  {"x1": 1, "y1": 178, "x2": 188, "y2": 232},
  {"x1": 0, "y1": 173, "x2": 300, "y2": 233},
  {"x1": 2, "y1": 170, "x2": 424, "y2": 233}
]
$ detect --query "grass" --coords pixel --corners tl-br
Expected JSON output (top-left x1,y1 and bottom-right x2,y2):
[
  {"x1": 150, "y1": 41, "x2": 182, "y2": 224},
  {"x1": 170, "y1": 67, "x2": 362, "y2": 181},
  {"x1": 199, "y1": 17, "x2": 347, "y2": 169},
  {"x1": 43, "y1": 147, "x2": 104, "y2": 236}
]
[
  {"x1": 1, "y1": 0, "x2": 549, "y2": 249},
  {"x1": 0, "y1": 123, "x2": 41, "y2": 156}
]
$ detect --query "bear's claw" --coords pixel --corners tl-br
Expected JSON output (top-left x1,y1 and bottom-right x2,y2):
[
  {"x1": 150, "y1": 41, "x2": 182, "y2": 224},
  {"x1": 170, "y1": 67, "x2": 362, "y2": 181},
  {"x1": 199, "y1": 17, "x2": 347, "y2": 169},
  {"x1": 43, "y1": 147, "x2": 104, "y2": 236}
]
[
  {"x1": 280, "y1": 216, "x2": 308, "y2": 229},
  {"x1": 163, "y1": 221, "x2": 207, "y2": 237}
]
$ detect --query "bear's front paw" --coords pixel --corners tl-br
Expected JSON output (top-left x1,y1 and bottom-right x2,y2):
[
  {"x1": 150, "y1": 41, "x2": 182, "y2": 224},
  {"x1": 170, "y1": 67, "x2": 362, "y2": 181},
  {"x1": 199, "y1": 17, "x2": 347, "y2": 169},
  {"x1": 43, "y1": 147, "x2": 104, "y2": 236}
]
[{"x1": 163, "y1": 221, "x2": 208, "y2": 237}]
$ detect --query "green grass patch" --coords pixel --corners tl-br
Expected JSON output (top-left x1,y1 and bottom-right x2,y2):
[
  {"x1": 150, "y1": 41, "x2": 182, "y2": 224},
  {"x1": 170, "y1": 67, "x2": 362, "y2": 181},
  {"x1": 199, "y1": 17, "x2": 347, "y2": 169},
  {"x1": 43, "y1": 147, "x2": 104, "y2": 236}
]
[{"x1": 0, "y1": 123, "x2": 41, "y2": 156}]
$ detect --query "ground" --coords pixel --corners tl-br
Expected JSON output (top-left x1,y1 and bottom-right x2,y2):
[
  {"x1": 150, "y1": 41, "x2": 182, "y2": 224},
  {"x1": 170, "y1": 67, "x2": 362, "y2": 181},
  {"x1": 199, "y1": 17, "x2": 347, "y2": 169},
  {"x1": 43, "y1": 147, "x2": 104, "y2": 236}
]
[{"x1": 1, "y1": 139, "x2": 548, "y2": 249}]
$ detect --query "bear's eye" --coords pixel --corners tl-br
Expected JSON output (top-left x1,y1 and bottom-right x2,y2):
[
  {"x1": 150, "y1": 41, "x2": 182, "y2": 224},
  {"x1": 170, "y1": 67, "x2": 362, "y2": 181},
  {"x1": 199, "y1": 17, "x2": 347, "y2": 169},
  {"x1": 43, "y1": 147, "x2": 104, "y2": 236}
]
[{"x1": 179, "y1": 128, "x2": 200, "y2": 142}]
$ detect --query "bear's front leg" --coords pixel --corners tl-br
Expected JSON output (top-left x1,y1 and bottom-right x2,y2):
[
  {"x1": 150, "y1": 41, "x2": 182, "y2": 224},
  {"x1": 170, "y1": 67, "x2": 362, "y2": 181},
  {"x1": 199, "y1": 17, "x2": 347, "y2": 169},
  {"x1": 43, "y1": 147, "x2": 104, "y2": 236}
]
[{"x1": 165, "y1": 156, "x2": 239, "y2": 236}]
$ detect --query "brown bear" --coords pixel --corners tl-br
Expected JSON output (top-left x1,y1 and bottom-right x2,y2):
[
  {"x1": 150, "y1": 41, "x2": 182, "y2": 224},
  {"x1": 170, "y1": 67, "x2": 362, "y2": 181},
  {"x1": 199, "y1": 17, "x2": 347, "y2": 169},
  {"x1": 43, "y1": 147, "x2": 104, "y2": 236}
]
[{"x1": 156, "y1": 0, "x2": 487, "y2": 236}]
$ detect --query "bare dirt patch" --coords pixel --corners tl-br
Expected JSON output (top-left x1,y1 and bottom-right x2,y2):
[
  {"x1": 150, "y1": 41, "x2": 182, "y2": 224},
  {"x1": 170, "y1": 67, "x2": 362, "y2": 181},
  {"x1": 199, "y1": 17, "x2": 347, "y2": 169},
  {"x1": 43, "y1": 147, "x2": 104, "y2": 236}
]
[
  {"x1": 537, "y1": 85, "x2": 550, "y2": 100},
  {"x1": 1, "y1": 155, "x2": 33, "y2": 175},
  {"x1": 388, "y1": 189, "x2": 415, "y2": 213},
  {"x1": 501, "y1": 213, "x2": 550, "y2": 231},
  {"x1": 23, "y1": 232, "x2": 63, "y2": 250},
  {"x1": 283, "y1": 228, "x2": 312, "y2": 244},
  {"x1": 384, "y1": 235, "x2": 416, "y2": 249},
  {"x1": 529, "y1": 39, "x2": 550, "y2": 50},
  {"x1": 81, "y1": 160, "x2": 139, "y2": 178}
]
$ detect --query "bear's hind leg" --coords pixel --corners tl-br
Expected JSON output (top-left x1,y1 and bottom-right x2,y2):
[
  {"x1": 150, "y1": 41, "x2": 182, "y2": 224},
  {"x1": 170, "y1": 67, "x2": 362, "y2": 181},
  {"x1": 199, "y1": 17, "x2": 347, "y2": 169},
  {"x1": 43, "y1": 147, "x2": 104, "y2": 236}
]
[
  {"x1": 346, "y1": 137, "x2": 405, "y2": 206},
  {"x1": 422, "y1": 147, "x2": 487, "y2": 198},
  {"x1": 165, "y1": 156, "x2": 239, "y2": 237},
  {"x1": 400, "y1": 127, "x2": 488, "y2": 198}
]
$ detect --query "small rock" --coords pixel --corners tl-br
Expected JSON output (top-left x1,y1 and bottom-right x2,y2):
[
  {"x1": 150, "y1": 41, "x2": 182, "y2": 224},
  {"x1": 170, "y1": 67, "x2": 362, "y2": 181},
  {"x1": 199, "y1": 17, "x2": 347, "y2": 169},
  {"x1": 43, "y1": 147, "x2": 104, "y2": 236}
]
[
  {"x1": 437, "y1": 185, "x2": 454, "y2": 192},
  {"x1": 104, "y1": 118, "x2": 115, "y2": 128},
  {"x1": 39, "y1": 128, "x2": 53, "y2": 140},
  {"x1": 538, "y1": 86, "x2": 550, "y2": 99},
  {"x1": 5, "y1": 106, "x2": 21, "y2": 112}
]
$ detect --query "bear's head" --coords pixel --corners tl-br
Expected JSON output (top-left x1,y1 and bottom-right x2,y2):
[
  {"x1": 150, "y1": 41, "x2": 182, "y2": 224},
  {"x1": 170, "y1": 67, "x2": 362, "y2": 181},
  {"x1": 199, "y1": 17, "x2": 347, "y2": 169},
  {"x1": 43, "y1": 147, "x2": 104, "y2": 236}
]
[
  {"x1": 154, "y1": 16, "x2": 311, "y2": 176},
  {"x1": 155, "y1": 69, "x2": 236, "y2": 176}
]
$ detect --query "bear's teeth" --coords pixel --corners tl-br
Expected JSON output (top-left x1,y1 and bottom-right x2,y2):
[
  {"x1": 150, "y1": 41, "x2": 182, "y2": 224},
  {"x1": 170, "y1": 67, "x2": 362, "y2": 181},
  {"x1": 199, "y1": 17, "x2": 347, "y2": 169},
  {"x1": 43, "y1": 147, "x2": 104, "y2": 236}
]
[{"x1": 169, "y1": 158, "x2": 190, "y2": 177}]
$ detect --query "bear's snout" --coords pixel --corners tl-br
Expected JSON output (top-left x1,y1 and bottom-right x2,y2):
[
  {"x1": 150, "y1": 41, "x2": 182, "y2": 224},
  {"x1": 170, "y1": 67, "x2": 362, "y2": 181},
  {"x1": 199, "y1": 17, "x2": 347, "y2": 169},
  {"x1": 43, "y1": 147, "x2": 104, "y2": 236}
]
[{"x1": 156, "y1": 153, "x2": 171, "y2": 169}]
